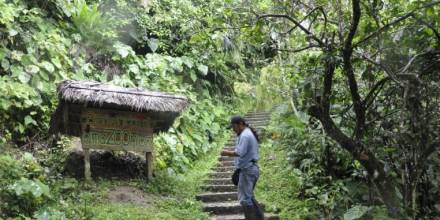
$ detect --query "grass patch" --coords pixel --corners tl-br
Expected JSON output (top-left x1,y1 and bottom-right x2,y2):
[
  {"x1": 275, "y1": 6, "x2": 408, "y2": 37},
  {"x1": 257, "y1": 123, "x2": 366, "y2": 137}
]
[
  {"x1": 255, "y1": 139, "x2": 314, "y2": 220},
  {"x1": 52, "y1": 143, "x2": 223, "y2": 220}
]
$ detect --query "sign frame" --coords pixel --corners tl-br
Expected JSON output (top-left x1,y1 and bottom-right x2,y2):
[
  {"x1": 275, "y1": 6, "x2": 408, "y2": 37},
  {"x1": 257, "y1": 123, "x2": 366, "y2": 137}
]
[{"x1": 79, "y1": 108, "x2": 155, "y2": 180}]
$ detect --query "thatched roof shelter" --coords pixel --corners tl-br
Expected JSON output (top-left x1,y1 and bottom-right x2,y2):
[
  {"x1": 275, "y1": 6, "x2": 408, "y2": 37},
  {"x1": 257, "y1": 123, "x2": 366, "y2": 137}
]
[
  {"x1": 50, "y1": 80, "x2": 189, "y2": 136},
  {"x1": 57, "y1": 80, "x2": 188, "y2": 112}
]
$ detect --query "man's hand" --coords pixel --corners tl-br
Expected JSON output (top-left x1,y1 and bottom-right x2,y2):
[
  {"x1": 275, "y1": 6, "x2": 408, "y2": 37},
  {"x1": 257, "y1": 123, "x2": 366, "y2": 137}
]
[{"x1": 221, "y1": 150, "x2": 236, "y2": 157}]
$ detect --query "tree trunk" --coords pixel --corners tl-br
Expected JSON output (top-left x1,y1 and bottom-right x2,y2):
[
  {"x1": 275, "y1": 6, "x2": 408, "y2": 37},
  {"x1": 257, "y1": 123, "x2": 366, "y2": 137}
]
[
  {"x1": 374, "y1": 177, "x2": 403, "y2": 218},
  {"x1": 309, "y1": 109, "x2": 404, "y2": 218}
]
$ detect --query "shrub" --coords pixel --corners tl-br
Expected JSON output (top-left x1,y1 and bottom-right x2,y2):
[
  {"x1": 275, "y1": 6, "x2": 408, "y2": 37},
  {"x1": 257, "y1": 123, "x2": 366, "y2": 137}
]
[{"x1": 0, "y1": 153, "x2": 52, "y2": 218}]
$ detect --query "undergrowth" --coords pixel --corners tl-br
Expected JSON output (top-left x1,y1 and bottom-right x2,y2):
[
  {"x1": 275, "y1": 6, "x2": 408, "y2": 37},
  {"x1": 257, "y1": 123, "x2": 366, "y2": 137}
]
[{"x1": 256, "y1": 107, "x2": 393, "y2": 220}]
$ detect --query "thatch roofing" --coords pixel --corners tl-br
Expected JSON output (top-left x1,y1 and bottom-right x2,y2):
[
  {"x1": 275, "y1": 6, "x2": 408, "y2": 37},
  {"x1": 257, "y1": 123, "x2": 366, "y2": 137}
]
[
  {"x1": 49, "y1": 80, "x2": 189, "y2": 136},
  {"x1": 57, "y1": 80, "x2": 188, "y2": 112}
]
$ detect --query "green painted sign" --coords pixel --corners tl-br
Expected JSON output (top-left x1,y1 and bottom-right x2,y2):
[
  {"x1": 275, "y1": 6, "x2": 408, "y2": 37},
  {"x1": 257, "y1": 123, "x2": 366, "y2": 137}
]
[
  {"x1": 82, "y1": 129, "x2": 152, "y2": 152},
  {"x1": 80, "y1": 108, "x2": 153, "y2": 152}
]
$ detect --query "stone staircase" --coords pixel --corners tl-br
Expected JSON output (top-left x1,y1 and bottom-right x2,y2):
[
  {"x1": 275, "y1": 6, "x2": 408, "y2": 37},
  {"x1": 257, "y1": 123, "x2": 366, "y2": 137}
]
[{"x1": 197, "y1": 112, "x2": 280, "y2": 220}]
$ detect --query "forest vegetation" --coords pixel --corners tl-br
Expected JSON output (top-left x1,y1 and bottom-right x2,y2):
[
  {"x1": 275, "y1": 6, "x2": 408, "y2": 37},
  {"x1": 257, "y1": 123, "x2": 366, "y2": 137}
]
[{"x1": 0, "y1": 0, "x2": 440, "y2": 219}]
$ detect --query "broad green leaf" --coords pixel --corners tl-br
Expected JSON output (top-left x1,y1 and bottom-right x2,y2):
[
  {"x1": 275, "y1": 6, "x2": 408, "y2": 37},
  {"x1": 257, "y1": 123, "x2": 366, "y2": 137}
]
[
  {"x1": 11, "y1": 50, "x2": 23, "y2": 61},
  {"x1": 40, "y1": 61, "x2": 55, "y2": 73},
  {"x1": 17, "y1": 123, "x2": 25, "y2": 133},
  {"x1": 190, "y1": 71, "x2": 197, "y2": 82},
  {"x1": 197, "y1": 64, "x2": 208, "y2": 76},
  {"x1": 25, "y1": 65, "x2": 40, "y2": 74},
  {"x1": 0, "y1": 99, "x2": 11, "y2": 110},
  {"x1": 114, "y1": 42, "x2": 133, "y2": 58},
  {"x1": 51, "y1": 57, "x2": 62, "y2": 69},
  {"x1": 182, "y1": 56, "x2": 194, "y2": 68},
  {"x1": 18, "y1": 72, "x2": 30, "y2": 83},
  {"x1": 148, "y1": 38, "x2": 159, "y2": 53},
  {"x1": 1, "y1": 59, "x2": 10, "y2": 70},
  {"x1": 8, "y1": 28, "x2": 17, "y2": 36},
  {"x1": 39, "y1": 70, "x2": 50, "y2": 81},
  {"x1": 21, "y1": 54, "x2": 38, "y2": 66},
  {"x1": 24, "y1": 115, "x2": 37, "y2": 126},
  {"x1": 343, "y1": 205, "x2": 372, "y2": 220},
  {"x1": 181, "y1": 155, "x2": 189, "y2": 164},
  {"x1": 176, "y1": 143, "x2": 183, "y2": 154},
  {"x1": 31, "y1": 75, "x2": 44, "y2": 90},
  {"x1": 0, "y1": 47, "x2": 9, "y2": 60},
  {"x1": 23, "y1": 152, "x2": 34, "y2": 161},
  {"x1": 128, "y1": 64, "x2": 139, "y2": 74},
  {"x1": 35, "y1": 179, "x2": 50, "y2": 197}
]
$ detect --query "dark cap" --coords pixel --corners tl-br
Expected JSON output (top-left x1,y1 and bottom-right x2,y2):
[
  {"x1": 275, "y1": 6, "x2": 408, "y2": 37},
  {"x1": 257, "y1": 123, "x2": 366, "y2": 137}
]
[{"x1": 227, "y1": 115, "x2": 247, "y2": 129}]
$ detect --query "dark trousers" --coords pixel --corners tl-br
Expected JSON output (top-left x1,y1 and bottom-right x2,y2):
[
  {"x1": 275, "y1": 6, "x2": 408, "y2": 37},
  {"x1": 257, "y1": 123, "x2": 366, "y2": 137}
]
[{"x1": 238, "y1": 165, "x2": 264, "y2": 220}]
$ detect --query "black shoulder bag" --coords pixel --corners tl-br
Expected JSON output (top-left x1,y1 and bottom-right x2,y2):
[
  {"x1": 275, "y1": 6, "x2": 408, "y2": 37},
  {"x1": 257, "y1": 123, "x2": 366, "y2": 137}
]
[{"x1": 232, "y1": 168, "x2": 240, "y2": 186}]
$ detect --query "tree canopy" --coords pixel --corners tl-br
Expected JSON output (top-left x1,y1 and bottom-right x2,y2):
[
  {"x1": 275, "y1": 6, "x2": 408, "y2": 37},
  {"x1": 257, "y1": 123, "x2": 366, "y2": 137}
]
[{"x1": 1, "y1": 0, "x2": 440, "y2": 219}]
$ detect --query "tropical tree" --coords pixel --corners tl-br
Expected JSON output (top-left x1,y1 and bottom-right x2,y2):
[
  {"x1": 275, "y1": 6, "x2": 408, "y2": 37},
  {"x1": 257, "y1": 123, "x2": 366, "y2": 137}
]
[{"x1": 237, "y1": 0, "x2": 440, "y2": 218}]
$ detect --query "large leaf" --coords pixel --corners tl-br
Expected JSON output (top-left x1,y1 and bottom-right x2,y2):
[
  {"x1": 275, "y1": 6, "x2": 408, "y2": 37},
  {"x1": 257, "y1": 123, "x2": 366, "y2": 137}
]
[
  {"x1": 40, "y1": 61, "x2": 55, "y2": 73},
  {"x1": 190, "y1": 71, "x2": 197, "y2": 82},
  {"x1": 343, "y1": 205, "x2": 372, "y2": 220},
  {"x1": 25, "y1": 65, "x2": 40, "y2": 74},
  {"x1": 197, "y1": 64, "x2": 208, "y2": 76},
  {"x1": 148, "y1": 38, "x2": 159, "y2": 53},
  {"x1": 24, "y1": 115, "x2": 37, "y2": 126},
  {"x1": 114, "y1": 42, "x2": 133, "y2": 58}
]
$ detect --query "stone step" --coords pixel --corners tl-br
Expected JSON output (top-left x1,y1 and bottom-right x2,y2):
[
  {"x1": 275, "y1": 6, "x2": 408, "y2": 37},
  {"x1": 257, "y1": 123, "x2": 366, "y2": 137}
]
[
  {"x1": 210, "y1": 214, "x2": 280, "y2": 220},
  {"x1": 245, "y1": 117, "x2": 270, "y2": 121},
  {"x1": 247, "y1": 120, "x2": 270, "y2": 124},
  {"x1": 201, "y1": 111, "x2": 275, "y2": 219},
  {"x1": 209, "y1": 172, "x2": 233, "y2": 178},
  {"x1": 203, "y1": 184, "x2": 237, "y2": 192},
  {"x1": 205, "y1": 178, "x2": 233, "y2": 185},
  {"x1": 247, "y1": 125, "x2": 269, "y2": 129},
  {"x1": 245, "y1": 123, "x2": 269, "y2": 127},
  {"x1": 211, "y1": 214, "x2": 245, "y2": 220},
  {"x1": 214, "y1": 166, "x2": 235, "y2": 172},
  {"x1": 248, "y1": 125, "x2": 267, "y2": 129},
  {"x1": 247, "y1": 123, "x2": 269, "y2": 126},
  {"x1": 219, "y1": 161, "x2": 234, "y2": 166},
  {"x1": 245, "y1": 112, "x2": 270, "y2": 117},
  {"x1": 247, "y1": 121, "x2": 269, "y2": 125},
  {"x1": 203, "y1": 202, "x2": 242, "y2": 215},
  {"x1": 245, "y1": 119, "x2": 270, "y2": 123},
  {"x1": 219, "y1": 156, "x2": 234, "y2": 162},
  {"x1": 244, "y1": 113, "x2": 272, "y2": 118},
  {"x1": 244, "y1": 117, "x2": 270, "y2": 121},
  {"x1": 197, "y1": 192, "x2": 237, "y2": 203},
  {"x1": 203, "y1": 202, "x2": 267, "y2": 215},
  {"x1": 266, "y1": 215, "x2": 280, "y2": 220}
]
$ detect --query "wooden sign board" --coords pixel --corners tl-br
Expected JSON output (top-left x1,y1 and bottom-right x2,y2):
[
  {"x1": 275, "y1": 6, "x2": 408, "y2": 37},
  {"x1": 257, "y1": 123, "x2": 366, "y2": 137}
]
[
  {"x1": 80, "y1": 108, "x2": 153, "y2": 152},
  {"x1": 79, "y1": 108, "x2": 155, "y2": 180}
]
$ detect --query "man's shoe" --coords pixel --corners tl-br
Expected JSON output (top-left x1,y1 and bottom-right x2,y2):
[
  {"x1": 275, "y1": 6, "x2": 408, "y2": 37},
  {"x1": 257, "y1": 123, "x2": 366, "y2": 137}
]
[{"x1": 242, "y1": 204, "x2": 264, "y2": 220}]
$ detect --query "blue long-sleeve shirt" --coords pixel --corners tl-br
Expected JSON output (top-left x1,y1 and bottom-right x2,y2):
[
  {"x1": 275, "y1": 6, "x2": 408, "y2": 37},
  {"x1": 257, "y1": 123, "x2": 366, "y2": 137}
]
[{"x1": 234, "y1": 127, "x2": 259, "y2": 169}]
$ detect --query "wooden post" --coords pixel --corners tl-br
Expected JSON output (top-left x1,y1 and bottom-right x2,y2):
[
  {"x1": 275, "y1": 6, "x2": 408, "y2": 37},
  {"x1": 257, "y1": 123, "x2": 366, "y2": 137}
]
[
  {"x1": 146, "y1": 151, "x2": 153, "y2": 180},
  {"x1": 63, "y1": 104, "x2": 69, "y2": 135},
  {"x1": 84, "y1": 148, "x2": 91, "y2": 181}
]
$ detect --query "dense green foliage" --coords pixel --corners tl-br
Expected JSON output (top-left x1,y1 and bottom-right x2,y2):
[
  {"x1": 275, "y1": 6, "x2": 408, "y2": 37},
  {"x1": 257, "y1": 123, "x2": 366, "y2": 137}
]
[
  {"x1": 0, "y1": 144, "x2": 222, "y2": 219},
  {"x1": 0, "y1": 153, "x2": 51, "y2": 217},
  {"x1": 1, "y1": 0, "x2": 440, "y2": 219},
  {"x1": 0, "y1": 0, "x2": 256, "y2": 169},
  {"x1": 246, "y1": 0, "x2": 440, "y2": 219},
  {"x1": 257, "y1": 108, "x2": 393, "y2": 219},
  {"x1": 0, "y1": 0, "x2": 257, "y2": 218}
]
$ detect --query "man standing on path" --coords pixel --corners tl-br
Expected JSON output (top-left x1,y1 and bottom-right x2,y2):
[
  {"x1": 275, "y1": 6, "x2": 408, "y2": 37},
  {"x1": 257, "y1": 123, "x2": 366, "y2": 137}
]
[{"x1": 221, "y1": 116, "x2": 264, "y2": 220}]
